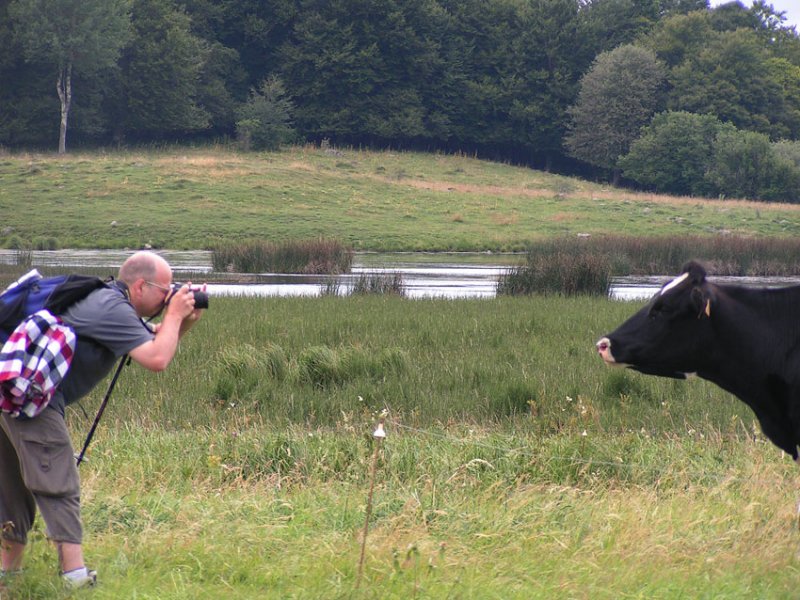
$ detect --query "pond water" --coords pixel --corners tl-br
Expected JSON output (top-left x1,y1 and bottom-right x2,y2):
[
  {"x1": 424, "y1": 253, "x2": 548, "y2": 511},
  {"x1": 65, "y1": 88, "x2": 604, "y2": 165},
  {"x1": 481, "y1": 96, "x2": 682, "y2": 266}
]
[
  {"x1": 0, "y1": 250, "x2": 515, "y2": 299},
  {"x1": 2, "y1": 250, "x2": 799, "y2": 301},
  {"x1": 610, "y1": 274, "x2": 800, "y2": 302},
  {"x1": 208, "y1": 263, "x2": 510, "y2": 299},
  {"x1": 0, "y1": 249, "x2": 212, "y2": 272}
]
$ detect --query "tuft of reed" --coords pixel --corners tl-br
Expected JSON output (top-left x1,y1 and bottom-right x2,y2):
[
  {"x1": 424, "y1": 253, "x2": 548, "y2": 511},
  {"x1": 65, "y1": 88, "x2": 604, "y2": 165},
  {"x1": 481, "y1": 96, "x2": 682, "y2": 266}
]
[
  {"x1": 498, "y1": 252, "x2": 612, "y2": 296},
  {"x1": 296, "y1": 344, "x2": 410, "y2": 388},
  {"x1": 498, "y1": 234, "x2": 800, "y2": 296},
  {"x1": 350, "y1": 271, "x2": 405, "y2": 296},
  {"x1": 213, "y1": 343, "x2": 287, "y2": 401},
  {"x1": 212, "y1": 237, "x2": 353, "y2": 274},
  {"x1": 526, "y1": 235, "x2": 800, "y2": 277}
]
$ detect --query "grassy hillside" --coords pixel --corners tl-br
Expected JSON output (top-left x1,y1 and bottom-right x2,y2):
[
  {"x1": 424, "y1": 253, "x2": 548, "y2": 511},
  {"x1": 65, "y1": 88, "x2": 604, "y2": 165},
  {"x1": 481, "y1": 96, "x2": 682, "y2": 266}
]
[{"x1": 4, "y1": 145, "x2": 800, "y2": 251}]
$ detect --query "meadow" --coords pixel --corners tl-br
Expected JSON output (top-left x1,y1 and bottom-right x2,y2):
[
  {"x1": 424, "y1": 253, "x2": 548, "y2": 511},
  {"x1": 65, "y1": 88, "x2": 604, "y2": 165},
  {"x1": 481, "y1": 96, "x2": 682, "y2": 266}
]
[
  {"x1": 3, "y1": 296, "x2": 800, "y2": 599},
  {"x1": 3, "y1": 147, "x2": 800, "y2": 598},
  {"x1": 3, "y1": 145, "x2": 800, "y2": 251}
]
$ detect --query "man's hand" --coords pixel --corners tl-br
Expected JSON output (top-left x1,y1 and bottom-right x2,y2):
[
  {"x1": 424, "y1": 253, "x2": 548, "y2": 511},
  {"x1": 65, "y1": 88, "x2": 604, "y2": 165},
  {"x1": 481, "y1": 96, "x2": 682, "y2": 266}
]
[{"x1": 164, "y1": 283, "x2": 198, "y2": 321}]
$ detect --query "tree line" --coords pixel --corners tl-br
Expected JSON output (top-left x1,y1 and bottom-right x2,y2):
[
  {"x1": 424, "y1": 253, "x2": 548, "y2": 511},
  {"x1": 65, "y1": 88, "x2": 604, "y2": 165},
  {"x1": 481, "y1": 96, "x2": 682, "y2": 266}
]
[{"x1": 2, "y1": 0, "x2": 800, "y2": 200}]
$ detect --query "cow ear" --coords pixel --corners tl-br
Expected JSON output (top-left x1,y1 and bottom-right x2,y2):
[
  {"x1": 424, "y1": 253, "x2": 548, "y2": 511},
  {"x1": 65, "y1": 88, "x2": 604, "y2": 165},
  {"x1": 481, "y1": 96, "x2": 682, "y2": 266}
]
[
  {"x1": 682, "y1": 261, "x2": 707, "y2": 285},
  {"x1": 690, "y1": 286, "x2": 712, "y2": 319}
]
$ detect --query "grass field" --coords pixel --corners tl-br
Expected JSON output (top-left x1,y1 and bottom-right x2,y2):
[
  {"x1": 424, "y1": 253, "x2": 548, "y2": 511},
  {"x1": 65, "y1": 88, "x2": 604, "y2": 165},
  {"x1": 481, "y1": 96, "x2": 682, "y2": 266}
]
[
  {"x1": 3, "y1": 147, "x2": 800, "y2": 598},
  {"x1": 3, "y1": 145, "x2": 800, "y2": 251},
  {"x1": 4, "y1": 295, "x2": 800, "y2": 599}
]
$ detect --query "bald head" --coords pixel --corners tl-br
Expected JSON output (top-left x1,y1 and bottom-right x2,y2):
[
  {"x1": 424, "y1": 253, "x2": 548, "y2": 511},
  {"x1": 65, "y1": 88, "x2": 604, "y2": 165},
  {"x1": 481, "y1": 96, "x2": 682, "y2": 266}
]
[{"x1": 118, "y1": 251, "x2": 172, "y2": 286}]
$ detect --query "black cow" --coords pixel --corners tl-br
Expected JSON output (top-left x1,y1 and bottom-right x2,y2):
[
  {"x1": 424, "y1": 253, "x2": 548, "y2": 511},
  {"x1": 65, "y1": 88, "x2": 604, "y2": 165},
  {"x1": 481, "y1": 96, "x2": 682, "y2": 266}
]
[{"x1": 597, "y1": 260, "x2": 800, "y2": 460}]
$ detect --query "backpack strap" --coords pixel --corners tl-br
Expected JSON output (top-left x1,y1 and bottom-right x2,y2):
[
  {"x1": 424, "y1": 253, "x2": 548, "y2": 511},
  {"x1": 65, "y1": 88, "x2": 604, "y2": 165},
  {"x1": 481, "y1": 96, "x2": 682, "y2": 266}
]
[{"x1": 44, "y1": 275, "x2": 109, "y2": 315}]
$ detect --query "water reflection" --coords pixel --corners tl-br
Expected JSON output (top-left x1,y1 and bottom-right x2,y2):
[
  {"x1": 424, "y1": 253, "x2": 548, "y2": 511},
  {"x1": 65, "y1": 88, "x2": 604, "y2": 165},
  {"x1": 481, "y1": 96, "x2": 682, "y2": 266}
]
[
  {"x1": 207, "y1": 264, "x2": 509, "y2": 299},
  {"x1": 0, "y1": 249, "x2": 213, "y2": 272},
  {"x1": 4, "y1": 250, "x2": 798, "y2": 301},
  {"x1": 0, "y1": 250, "x2": 512, "y2": 299}
]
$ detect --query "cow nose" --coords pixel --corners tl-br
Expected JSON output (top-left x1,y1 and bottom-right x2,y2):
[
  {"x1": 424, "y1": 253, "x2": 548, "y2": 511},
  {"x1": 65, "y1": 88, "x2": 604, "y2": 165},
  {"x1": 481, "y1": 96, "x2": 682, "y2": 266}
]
[{"x1": 596, "y1": 337, "x2": 614, "y2": 363}]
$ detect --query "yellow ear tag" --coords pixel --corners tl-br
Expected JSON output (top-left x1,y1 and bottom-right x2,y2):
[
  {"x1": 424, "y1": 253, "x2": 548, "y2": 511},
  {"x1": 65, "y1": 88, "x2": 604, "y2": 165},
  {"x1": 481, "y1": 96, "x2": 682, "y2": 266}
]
[{"x1": 704, "y1": 299, "x2": 711, "y2": 318}]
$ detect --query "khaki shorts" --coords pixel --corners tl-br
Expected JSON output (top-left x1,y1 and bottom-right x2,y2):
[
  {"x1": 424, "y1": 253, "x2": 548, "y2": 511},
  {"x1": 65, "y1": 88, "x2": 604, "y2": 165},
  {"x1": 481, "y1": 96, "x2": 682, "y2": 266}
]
[{"x1": 0, "y1": 409, "x2": 82, "y2": 544}]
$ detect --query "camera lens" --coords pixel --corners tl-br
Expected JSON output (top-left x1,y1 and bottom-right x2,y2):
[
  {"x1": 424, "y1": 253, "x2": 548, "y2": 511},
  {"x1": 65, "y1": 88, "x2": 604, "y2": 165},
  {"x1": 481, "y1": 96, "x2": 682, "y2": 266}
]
[{"x1": 193, "y1": 290, "x2": 209, "y2": 310}]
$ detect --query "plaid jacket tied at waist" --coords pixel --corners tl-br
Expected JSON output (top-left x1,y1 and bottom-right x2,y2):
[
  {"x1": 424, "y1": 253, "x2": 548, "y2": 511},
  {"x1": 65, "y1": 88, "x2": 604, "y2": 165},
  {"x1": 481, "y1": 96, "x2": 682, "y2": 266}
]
[{"x1": 0, "y1": 309, "x2": 76, "y2": 418}]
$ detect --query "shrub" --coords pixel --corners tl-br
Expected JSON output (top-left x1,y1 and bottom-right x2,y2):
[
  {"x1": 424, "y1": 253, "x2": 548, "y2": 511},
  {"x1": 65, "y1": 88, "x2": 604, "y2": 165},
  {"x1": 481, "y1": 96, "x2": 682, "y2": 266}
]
[
  {"x1": 33, "y1": 237, "x2": 59, "y2": 250},
  {"x1": 619, "y1": 111, "x2": 727, "y2": 196},
  {"x1": 706, "y1": 128, "x2": 800, "y2": 202},
  {"x1": 235, "y1": 76, "x2": 296, "y2": 151},
  {"x1": 297, "y1": 345, "x2": 409, "y2": 387},
  {"x1": 500, "y1": 234, "x2": 800, "y2": 280}
]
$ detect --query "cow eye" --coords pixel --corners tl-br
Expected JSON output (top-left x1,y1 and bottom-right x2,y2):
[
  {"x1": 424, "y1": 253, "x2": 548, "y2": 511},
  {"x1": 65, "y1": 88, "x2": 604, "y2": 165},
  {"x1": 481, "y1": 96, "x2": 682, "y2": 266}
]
[{"x1": 648, "y1": 300, "x2": 672, "y2": 319}]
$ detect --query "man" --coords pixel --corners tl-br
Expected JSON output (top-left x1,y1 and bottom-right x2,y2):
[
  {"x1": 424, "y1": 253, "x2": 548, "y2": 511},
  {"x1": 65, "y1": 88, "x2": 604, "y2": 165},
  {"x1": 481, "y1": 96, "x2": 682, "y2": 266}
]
[{"x1": 0, "y1": 251, "x2": 204, "y2": 588}]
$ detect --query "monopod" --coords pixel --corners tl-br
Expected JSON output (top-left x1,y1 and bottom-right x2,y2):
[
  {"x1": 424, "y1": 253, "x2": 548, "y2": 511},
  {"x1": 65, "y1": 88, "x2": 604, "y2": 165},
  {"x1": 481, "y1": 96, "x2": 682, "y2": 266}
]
[{"x1": 75, "y1": 355, "x2": 130, "y2": 466}]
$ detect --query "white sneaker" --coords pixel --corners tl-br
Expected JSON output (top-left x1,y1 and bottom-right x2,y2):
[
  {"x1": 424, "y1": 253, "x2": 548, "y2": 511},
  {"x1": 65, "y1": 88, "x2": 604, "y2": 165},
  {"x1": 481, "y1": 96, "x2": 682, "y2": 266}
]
[{"x1": 62, "y1": 567, "x2": 97, "y2": 589}]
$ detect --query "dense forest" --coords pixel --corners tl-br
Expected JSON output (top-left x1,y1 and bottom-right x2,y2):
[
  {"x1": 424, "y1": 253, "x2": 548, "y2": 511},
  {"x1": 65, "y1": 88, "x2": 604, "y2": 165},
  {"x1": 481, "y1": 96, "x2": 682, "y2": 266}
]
[{"x1": 2, "y1": 0, "x2": 800, "y2": 200}]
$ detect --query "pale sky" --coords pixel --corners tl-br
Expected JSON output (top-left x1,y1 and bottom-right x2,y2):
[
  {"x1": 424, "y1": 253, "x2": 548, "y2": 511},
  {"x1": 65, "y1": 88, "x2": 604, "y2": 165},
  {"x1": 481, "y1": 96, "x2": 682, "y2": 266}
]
[{"x1": 708, "y1": 0, "x2": 800, "y2": 30}]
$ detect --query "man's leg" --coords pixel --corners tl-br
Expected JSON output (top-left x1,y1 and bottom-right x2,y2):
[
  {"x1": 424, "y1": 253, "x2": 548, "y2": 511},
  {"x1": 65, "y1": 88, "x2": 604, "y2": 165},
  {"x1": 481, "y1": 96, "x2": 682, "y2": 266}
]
[
  {"x1": 1, "y1": 409, "x2": 85, "y2": 575},
  {"x1": 57, "y1": 542, "x2": 85, "y2": 573},
  {"x1": 1, "y1": 540, "x2": 25, "y2": 572},
  {"x1": 0, "y1": 414, "x2": 36, "y2": 573}
]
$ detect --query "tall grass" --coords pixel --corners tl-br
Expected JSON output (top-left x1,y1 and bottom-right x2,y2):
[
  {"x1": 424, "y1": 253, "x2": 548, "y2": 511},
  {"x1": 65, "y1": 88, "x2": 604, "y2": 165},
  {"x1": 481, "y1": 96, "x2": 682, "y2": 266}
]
[
  {"x1": 499, "y1": 234, "x2": 800, "y2": 296},
  {"x1": 1, "y1": 294, "x2": 793, "y2": 598},
  {"x1": 498, "y1": 252, "x2": 613, "y2": 296},
  {"x1": 350, "y1": 272, "x2": 405, "y2": 296},
  {"x1": 7, "y1": 421, "x2": 797, "y2": 599},
  {"x1": 212, "y1": 237, "x2": 353, "y2": 274},
  {"x1": 81, "y1": 294, "x2": 755, "y2": 435},
  {"x1": 526, "y1": 234, "x2": 800, "y2": 276}
]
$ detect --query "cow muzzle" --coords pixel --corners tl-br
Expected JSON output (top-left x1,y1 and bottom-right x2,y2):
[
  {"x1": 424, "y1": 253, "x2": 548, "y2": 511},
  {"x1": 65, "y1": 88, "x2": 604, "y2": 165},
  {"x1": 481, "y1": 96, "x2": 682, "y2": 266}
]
[{"x1": 596, "y1": 337, "x2": 616, "y2": 364}]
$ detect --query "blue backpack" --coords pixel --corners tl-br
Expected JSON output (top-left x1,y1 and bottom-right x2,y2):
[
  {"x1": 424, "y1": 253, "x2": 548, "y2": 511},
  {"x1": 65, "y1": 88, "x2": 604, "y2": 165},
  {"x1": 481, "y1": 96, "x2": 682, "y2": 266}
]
[{"x1": 0, "y1": 269, "x2": 109, "y2": 342}]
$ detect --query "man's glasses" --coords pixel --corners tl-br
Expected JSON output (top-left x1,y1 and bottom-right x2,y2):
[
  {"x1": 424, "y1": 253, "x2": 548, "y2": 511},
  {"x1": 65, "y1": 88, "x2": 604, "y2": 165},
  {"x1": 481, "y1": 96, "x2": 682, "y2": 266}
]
[{"x1": 144, "y1": 280, "x2": 171, "y2": 295}]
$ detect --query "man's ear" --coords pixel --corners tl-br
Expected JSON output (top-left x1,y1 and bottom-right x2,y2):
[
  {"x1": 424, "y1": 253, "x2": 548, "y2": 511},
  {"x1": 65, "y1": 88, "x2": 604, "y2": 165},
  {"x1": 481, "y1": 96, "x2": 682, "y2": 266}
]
[{"x1": 129, "y1": 278, "x2": 145, "y2": 299}]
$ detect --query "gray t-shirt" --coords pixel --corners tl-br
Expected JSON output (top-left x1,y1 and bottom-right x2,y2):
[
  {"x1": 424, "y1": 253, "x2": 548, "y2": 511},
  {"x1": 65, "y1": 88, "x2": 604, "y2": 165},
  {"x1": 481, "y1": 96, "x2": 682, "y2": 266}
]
[{"x1": 49, "y1": 284, "x2": 154, "y2": 414}]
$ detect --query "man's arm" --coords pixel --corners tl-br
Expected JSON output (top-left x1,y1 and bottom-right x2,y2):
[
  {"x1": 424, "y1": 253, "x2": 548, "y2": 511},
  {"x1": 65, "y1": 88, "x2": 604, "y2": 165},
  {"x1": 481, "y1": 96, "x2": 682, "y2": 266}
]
[{"x1": 128, "y1": 286, "x2": 202, "y2": 372}]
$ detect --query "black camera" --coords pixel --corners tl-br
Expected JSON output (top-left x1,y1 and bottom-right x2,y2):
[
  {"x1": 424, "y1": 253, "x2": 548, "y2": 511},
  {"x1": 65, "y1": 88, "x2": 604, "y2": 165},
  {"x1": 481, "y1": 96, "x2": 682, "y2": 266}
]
[{"x1": 171, "y1": 283, "x2": 209, "y2": 309}]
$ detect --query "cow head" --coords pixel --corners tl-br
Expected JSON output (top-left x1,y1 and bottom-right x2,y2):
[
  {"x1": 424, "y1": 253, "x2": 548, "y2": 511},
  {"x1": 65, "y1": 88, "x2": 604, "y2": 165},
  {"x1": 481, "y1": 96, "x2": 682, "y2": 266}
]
[{"x1": 596, "y1": 261, "x2": 714, "y2": 379}]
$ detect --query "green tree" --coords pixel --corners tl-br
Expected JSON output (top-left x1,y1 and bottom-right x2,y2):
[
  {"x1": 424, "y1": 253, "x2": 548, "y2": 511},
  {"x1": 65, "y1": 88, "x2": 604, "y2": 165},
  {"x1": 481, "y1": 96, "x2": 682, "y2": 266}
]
[
  {"x1": 619, "y1": 111, "x2": 731, "y2": 196},
  {"x1": 0, "y1": 0, "x2": 51, "y2": 145},
  {"x1": 667, "y1": 28, "x2": 787, "y2": 138},
  {"x1": 773, "y1": 139, "x2": 800, "y2": 169},
  {"x1": 187, "y1": 0, "x2": 295, "y2": 97},
  {"x1": 707, "y1": 128, "x2": 800, "y2": 201},
  {"x1": 708, "y1": 0, "x2": 759, "y2": 31},
  {"x1": 507, "y1": 0, "x2": 588, "y2": 170},
  {"x1": 193, "y1": 41, "x2": 243, "y2": 136},
  {"x1": 764, "y1": 56, "x2": 800, "y2": 139},
  {"x1": 436, "y1": 0, "x2": 519, "y2": 148},
  {"x1": 111, "y1": 0, "x2": 209, "y2": 140},
  {"x1": 9, "y1": 0, "x2": 131, "y2": 153},
  {"x1": 235, "y1": 76, "x2": 296, "y2": 150},
  {"x1": 279, "y1": 0, "x2": 447, "y2": 144},
  {"x1": 644, "y1": 11, "x2": 714, "y2": 69},
  {"x1": 565, "y1": 44, "x2": 666, "y2": 183},
  {"x1": 578, "y1": 0, "x2": 706, "y2": 56}
]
